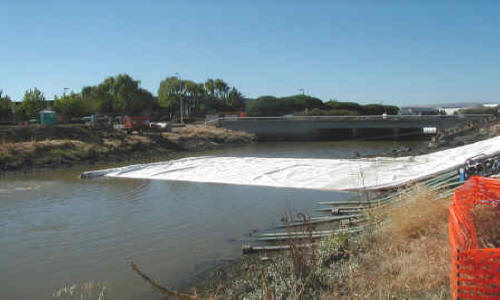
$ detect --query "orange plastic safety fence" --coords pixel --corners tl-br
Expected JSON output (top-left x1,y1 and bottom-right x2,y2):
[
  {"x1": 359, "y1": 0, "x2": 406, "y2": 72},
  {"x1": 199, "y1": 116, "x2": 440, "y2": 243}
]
[{"x1": 449, "y1": 176, "x2": 500, "y2": 299}]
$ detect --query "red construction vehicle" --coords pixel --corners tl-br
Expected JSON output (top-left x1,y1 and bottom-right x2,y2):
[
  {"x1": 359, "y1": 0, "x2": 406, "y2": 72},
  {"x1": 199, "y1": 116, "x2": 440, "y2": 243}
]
[{"x1": 114, "y1": 116, "x2": 150, "y2": 134}]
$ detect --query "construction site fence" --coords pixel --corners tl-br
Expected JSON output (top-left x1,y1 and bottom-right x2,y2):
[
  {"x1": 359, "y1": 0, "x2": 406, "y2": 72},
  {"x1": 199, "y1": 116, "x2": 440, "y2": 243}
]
[{"x1": 449, "y1": 176, "x2": 499, "y2": 299}]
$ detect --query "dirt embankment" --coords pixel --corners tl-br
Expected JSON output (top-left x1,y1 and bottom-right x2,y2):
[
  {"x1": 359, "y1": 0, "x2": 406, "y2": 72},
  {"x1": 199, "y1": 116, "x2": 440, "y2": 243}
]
[
  {"x1": 428, "y1": 119, "x2": 499, "y2": 150},
  {"x1": 0, "y1": 125, "x2": 255, "y2": 173},
  {"x1": 162, "y1": 126, "x2": 256, "y2": 151},
  {"x1": 378, "y1": 119, "x2": 500, "y2": 158}
]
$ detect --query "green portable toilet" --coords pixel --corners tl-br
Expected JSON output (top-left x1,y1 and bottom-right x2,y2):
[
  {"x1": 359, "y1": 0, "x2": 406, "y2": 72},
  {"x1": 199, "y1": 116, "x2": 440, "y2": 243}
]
[{"x1": 39, "y1": 110, "x2": 58, "y2": 126}]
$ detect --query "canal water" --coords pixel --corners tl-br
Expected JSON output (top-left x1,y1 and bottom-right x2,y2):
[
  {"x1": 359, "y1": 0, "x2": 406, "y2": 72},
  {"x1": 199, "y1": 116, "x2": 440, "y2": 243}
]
[{"x1": 1, "y1": 140, "x2": 419, "y2": 299}]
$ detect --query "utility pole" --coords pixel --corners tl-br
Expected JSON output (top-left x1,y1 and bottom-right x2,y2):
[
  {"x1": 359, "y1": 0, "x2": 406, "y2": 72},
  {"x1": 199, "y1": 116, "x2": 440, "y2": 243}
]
[{"x1": 175, "y1": 72, "x2": 184, "y2": 124}]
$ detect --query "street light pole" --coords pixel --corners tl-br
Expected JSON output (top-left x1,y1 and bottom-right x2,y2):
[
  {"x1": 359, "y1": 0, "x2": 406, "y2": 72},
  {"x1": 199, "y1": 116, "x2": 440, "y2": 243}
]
[
  {"x1": 175, "y1": 72, "x2": 184, "y2": 124},
  {"x1": 298, "y1": 88, "x2": 305, "y2": 95}
]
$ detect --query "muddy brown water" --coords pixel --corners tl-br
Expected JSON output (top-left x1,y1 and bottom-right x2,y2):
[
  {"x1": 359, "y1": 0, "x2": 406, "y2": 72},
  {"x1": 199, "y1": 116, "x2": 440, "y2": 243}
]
[{"x1": 1, "y1": 140, "x2": 420, "y2": 299}]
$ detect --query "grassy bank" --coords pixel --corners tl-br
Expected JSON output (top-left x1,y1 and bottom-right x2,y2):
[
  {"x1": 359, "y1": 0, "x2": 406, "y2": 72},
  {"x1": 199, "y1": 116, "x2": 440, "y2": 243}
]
[
  {"x1": 0, "y1": 125, "x2": 255, "y2": 173},
  {"x1": 339, "y1": 186, "x2": 450, "y2": 299}
]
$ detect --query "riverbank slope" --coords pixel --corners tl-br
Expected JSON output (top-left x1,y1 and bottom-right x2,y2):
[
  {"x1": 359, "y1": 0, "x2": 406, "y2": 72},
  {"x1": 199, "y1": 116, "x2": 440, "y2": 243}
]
[
  {"x1": 0, "y1": 125, "x2": 255, "y2": 173},
  {"x1": 189, "y1": 184, "x2": 453, "y2": 299}
]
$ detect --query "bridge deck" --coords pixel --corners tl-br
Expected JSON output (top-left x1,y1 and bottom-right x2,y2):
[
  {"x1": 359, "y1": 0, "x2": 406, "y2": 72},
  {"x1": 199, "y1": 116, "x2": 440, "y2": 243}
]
[{"x1": 215, "y1": 115, "x2": 491, "y2": 141}]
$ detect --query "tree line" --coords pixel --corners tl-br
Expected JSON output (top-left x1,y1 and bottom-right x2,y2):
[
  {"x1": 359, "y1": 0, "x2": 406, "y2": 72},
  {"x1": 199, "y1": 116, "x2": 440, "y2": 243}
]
[
  {"x1": 0, "y1": 73, "x2": 401, "y2": 123},
  {"x1": 246, "y1": 95, "x2": 399, "y2": 117},
  {"x1": 0, "y1": 88, "x2": 49, "y2": 123},
  {"x1": 0, "y1": 74, "x2": 244, "y2": 123}
]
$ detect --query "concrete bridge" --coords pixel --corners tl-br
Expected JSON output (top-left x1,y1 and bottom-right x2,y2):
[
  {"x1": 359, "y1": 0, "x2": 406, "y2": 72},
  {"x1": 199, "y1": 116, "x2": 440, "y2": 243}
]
[{"x1": 213, "y1": 115, "x2": 492, "y2": 141}]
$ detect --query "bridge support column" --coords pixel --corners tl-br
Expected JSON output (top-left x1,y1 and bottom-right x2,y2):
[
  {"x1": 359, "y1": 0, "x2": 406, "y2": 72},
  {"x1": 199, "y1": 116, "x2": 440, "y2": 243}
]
[
  {"x1": 393, "y1": 128, "x2": 400, "y2": 139},
  {"x1": 351, "y1": 128, "x2": 358, "y2": 138}
]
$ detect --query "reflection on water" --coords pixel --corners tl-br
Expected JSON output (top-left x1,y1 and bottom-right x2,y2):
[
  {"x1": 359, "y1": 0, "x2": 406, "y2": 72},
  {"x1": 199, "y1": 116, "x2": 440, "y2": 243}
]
[
  {"x1": 52, "y1": 281, "x2": 107, "y2": 300},
  {"x1": 0, "y1": 141, "x2": 420, "y2": 299}
]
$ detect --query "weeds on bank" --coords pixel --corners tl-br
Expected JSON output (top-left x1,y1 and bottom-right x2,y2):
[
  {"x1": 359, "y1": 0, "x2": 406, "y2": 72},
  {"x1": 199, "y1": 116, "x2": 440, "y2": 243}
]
[
  {"x1": 189, "y1": 213, "x2": 352, "y2": 299},
  {"x1": 162, "y1": 126, "x2": 255, "y2": 146},
  {"x1": 471, "y1": 204, "x2": 500, "y2": 248},
  {"x1": 340, "y1": 185, "x2": 451, "y2": 299},
  {"x1": 0, "y1": 135, "x2": 156, "y2": 170},
  {"x1": 0, "y1": 126, "x2": 253, "y2": 170}
]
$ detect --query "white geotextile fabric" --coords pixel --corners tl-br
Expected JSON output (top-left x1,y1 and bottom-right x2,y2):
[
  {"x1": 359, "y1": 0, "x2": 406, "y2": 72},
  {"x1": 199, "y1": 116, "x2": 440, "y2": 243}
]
[{"x1": 87, "y1": 137, "x2": 500, "y2": 191}]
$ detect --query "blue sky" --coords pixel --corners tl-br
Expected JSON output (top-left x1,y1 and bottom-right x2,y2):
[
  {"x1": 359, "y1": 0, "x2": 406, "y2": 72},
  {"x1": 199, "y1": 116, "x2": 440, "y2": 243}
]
[{"x1": 1, "y1": 0, "x2": 499, "y2": 105}]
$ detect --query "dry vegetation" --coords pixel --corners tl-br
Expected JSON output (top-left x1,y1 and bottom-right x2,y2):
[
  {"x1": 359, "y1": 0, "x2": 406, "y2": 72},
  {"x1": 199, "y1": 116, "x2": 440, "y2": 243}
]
[
  {"x1": 0, "y1": 139, "x2": 86, "y2": 154},
  {"x1": 0, "y1": 135, "x2": 159, "y2": 171},
  {"x1": 0, "y1": 125, "x2": 254, "y2": 172},
  {"x1": 471, "y1": 204, "x2": 500, "y2": 248},
  {"x1": 162, "y1": 126, "x2": 255, "y2": 150},
  {"x1": 337, "y1": 185, "x2": 451, "y2": 299}
]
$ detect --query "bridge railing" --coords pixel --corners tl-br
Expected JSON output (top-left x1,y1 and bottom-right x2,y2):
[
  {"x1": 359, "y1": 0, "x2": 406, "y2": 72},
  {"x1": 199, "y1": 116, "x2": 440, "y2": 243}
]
[{"x1": 205, "y1": 114, "x2": 493, "y2": 125}]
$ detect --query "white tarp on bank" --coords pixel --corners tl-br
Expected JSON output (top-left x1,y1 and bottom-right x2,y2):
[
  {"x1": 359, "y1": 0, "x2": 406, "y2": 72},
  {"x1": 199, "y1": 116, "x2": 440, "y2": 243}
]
[{"x1": 83, "y1": 137, "x2": 500, "y2": 191}]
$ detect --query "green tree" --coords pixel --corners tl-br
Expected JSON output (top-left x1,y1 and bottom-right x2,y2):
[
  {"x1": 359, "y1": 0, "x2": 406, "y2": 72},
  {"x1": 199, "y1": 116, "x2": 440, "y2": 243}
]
[
  {"x1": 228, "y1": 87, "x2": 244, "y2": 111},
  {"x1": 158, "y1": 76, "x2": 185, "y2": 119},
  {"x1": 54, "y1": 93, "x2": 87, "y2": 121},
  {"x1": 204, "y1": 79, "x2": 216, "y2": 98},
  {"x1": 247, "y1": 96, "x2": 293, "y2": 116},
  {"x1": 324, "y1": 100, "x2": 362, "y2": 112},
  {"x1": 22, "y1": 88, "x2": 46, "y2": 119},
  {"x1": 131, "y1": 88, "x2": 155, "y2": 115},
  {"x1": 158, "y1": 77, "x2": 244, "y2": 118},
  {"x1": 204, "y1": 78, "x2": 235, "y2": 111},
  {"x1": 184, "y1": 80, "x2": 206, "y2": 116},
  {"x1": 86, "y1": 82, "x2": 113, "y2": 114},
  {"x1": 214, "y1": 79, "x2": 231, "y2": 110},
  {"x1": 214, "y1": 79, "x2": 229, "y2": 101},
  {"x1": 111, "y1": 74, "x2": 152, "y2": 114},
  {"x1": 361, "y1": 104, "x2": 399, "y2": 115},
  {"x1": 0, "y1": 90, "x2": 12, "y2": 122},
  {"x1": 82, "y1": 74, "x2": 153, "y2": 115},
  {"x1": 247, "y1": 95, "x2": 323, "y2": 117},
  {"x1": 281, "y1": 94, "x2": 324, "y2": 112}
]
